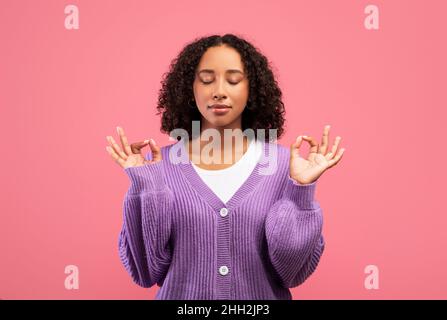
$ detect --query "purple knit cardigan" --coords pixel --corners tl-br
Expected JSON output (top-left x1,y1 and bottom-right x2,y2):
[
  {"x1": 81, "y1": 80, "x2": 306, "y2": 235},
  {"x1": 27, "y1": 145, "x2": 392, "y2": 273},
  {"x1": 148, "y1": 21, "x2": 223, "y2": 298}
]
[{"x1": 118, "y1": 139, "x2": 325, "y2": 299}]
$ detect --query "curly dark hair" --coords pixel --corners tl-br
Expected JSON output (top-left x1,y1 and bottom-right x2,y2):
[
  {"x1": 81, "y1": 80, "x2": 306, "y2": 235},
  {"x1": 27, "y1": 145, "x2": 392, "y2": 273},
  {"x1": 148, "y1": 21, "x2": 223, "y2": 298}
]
[{"x1": 156, "y1": 33, "x2": 285, "y2": 142}]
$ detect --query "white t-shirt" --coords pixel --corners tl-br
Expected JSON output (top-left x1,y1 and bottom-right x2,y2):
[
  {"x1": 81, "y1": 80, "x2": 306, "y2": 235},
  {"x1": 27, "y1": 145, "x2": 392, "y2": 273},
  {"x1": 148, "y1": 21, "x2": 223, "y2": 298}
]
[{"x1": 191, "y1": 137, "x2": 263, "y2": 204}]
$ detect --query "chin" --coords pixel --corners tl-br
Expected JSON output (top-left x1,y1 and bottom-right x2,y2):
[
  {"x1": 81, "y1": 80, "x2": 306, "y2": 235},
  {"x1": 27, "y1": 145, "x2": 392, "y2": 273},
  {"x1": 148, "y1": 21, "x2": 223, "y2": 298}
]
[{"x1": 208, "y1": 119, "x2": 232, "y2": 127}]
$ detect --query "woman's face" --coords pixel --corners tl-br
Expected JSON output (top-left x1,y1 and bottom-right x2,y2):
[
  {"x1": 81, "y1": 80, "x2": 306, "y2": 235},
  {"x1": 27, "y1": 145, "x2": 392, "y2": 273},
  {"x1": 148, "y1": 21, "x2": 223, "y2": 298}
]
[{"x1": 193, "y1": 45, "x2": 249, "y2": 130}]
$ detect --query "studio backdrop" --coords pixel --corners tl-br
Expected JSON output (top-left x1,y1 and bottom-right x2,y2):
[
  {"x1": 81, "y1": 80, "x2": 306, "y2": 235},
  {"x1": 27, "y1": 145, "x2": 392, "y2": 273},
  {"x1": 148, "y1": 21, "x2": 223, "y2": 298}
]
[{"x1": 1, "y1": 0, "x2": 446, "y2": 299}]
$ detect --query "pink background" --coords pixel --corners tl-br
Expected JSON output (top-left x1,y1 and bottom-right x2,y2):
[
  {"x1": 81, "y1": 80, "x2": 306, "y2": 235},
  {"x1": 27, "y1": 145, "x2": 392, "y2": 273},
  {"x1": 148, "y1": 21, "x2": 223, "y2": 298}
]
[{"x1": 1, "y1": 0, "x2": 446, "y2": 299}]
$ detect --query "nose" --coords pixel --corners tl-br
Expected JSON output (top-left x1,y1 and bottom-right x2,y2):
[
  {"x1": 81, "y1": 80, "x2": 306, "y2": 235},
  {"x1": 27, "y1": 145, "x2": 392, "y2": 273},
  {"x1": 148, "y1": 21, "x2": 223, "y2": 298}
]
[
  {"x1": 213, "y1": 93, "x2": 226, "y2": 100},
  {"x1": 213, "y1": 78, "x2": 227, "y2": 100}
]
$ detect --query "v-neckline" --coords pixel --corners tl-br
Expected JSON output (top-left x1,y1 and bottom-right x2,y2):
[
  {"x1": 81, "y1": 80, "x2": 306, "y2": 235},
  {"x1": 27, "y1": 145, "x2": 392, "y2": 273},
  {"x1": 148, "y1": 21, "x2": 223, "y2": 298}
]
[{"x1": 177, "y1": 138, "x2": 269, "y2": 212}]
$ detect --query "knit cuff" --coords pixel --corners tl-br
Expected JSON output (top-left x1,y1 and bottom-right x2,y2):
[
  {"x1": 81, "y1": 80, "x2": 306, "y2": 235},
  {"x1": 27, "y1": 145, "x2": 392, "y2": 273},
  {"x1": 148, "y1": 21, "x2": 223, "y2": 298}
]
[
  {"x1": 282, "y1": 175, "x2": 319, "y2": 210},
  {"x1": 124, "y1": 161, "x2": 167, "y2": 194}
]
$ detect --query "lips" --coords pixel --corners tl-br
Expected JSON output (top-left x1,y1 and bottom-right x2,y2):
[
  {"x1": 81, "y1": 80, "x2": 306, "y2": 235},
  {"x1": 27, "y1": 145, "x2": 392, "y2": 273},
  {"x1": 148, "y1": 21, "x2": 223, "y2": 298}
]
[
  {"x1": 208, "y1": 104, "x2": 231, "y2": 109},
  {"x1": 208, "y1": 104, "x2": 231, "y2": 115}
]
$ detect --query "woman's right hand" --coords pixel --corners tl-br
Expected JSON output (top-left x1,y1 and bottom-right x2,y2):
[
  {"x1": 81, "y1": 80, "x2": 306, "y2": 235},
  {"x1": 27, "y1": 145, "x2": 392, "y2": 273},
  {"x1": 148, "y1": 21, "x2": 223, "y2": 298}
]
[{"x1": 106, "y1": 126, "x2": 162, "y2": 169}]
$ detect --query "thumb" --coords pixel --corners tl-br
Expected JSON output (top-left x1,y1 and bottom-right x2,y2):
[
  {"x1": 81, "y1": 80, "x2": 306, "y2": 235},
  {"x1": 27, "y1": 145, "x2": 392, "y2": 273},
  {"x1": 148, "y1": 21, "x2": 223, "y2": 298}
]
[
  {"x1": 130, "y1": 140, "x2": 151, "y2": 155},
  {"x1": 148, "y1": 139, "x2": 162, "y2": 162},
  {"x1": 290, "y1": 136, "x2": 304, "y2": 158}
]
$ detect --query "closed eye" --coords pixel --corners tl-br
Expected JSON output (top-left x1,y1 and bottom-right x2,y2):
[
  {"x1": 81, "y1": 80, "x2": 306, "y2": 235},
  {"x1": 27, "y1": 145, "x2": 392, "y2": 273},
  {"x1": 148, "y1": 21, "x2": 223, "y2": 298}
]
[{"x1": 201, "y1": 80, "x2": 240, "y2": 85}]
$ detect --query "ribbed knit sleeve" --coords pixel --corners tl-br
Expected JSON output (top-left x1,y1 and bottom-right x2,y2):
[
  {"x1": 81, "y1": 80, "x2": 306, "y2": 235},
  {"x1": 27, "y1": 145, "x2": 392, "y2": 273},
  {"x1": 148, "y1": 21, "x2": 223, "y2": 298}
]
[
  {"x1": 118, "y1": 161, "x2": 174, "y2": 288},
  {"x1": 265, "y1": 175, "x2": 325, "y2": 289}
]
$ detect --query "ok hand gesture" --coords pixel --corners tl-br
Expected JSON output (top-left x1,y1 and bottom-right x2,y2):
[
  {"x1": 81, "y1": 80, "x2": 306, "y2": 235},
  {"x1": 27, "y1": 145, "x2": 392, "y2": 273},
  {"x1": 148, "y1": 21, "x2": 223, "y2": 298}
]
[
  {"x1": 290, "y1": 125, "x2": 345, "y2": 185},
  {"x1": 105, "y1": 126, "x2": 162, "y2": 169}
]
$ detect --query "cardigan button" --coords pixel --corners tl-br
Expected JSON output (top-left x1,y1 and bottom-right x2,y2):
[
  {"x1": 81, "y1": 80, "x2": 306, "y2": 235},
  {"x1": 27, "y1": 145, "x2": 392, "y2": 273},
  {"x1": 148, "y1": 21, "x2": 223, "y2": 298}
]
[
  {"x1": 219, "y1": 208, "x2": 228, "y2": 217},
  {"x1": 219, "y1": 265, "x2": 229, "y2": 275}
]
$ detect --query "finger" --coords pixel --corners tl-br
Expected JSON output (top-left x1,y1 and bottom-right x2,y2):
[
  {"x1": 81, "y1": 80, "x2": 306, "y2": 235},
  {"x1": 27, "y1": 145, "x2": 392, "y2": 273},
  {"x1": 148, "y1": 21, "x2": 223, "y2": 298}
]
[
  {"x1": 148, "y1": 139, "x2": 162, "y2": 162},
  {"x1": 117, "y1": 126, "x2": 133, "y2": 156},
  {"x1": 318, "y1": 125, "x2": 330, "y2": 155},
  {"x1": 326, "y1": 136, "x2": 342, "y2": 161},
  {"x1": 107, "y1": 135, "x2": 128, "y2": 160},
  {"x1": 290, "y1": 136, "x2": 304, "y2": 158},
  {"x1": 131, "y1": 139, "x2": 150, "y2": 154},
  {"x1": 327, "y1": 147, "x2": 345, "y2": 168},
  {"x1": 106, "y1": 146, "x2": 126, "y2": 168},
  {"x1": 301, "y1": 136, "x2": 319, "y2": 161},
  {"x1": 302, "y1": 136, "x2": 318, "y2": 153}
]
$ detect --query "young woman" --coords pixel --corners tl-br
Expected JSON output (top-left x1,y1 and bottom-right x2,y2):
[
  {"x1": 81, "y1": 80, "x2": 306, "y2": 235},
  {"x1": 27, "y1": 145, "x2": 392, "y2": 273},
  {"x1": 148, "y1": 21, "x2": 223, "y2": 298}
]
[{"x1": 106, "y1": 34, "x2": 345, "y2": 299}]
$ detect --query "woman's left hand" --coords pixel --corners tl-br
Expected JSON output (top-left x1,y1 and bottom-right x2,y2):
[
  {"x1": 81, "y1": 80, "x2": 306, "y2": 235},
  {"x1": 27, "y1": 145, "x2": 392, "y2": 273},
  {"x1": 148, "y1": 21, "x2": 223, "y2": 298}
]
[{"x1": 289, "y1": 125, "x2": 345, "y2": 185}]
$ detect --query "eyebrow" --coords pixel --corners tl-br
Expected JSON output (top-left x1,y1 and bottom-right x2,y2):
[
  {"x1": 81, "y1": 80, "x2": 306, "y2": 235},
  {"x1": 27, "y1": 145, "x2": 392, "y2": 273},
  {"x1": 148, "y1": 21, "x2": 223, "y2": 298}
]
[{"x1": 198, "y1": 69, "x2": 244, "y2": 75}]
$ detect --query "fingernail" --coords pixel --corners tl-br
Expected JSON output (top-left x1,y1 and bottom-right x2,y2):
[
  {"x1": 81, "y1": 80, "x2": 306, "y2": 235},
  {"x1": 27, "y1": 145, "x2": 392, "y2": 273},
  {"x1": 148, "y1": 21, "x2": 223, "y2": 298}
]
[
  {"x1": 116, "y1": 126, "x2": 121, "y2": 133},
  {"x1": 144, "y1": 139, "x2": 150, "y2": 144},
  {"x1": 302, "y1": 135, "x2": 307, "y2": 138},
  {"x1": 150, "y1": 139, "x2": 156, "y2": 145}
]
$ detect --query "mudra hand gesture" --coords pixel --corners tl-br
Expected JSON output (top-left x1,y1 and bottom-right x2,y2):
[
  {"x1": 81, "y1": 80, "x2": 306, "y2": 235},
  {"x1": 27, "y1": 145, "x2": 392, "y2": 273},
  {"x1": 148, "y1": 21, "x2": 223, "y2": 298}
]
[
  {"x1": 290, "y1": 125, "x2": 345, "y2": 185},
  {"x1": 105, "y1": 126, "x2": 162, "y2": 169}
]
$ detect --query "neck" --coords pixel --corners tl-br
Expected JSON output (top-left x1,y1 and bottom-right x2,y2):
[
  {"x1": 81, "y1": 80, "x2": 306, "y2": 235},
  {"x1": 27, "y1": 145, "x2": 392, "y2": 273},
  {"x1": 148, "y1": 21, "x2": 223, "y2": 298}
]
[{"x1": 187, "y1": 117, "x2": 249, "y2": 166}]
